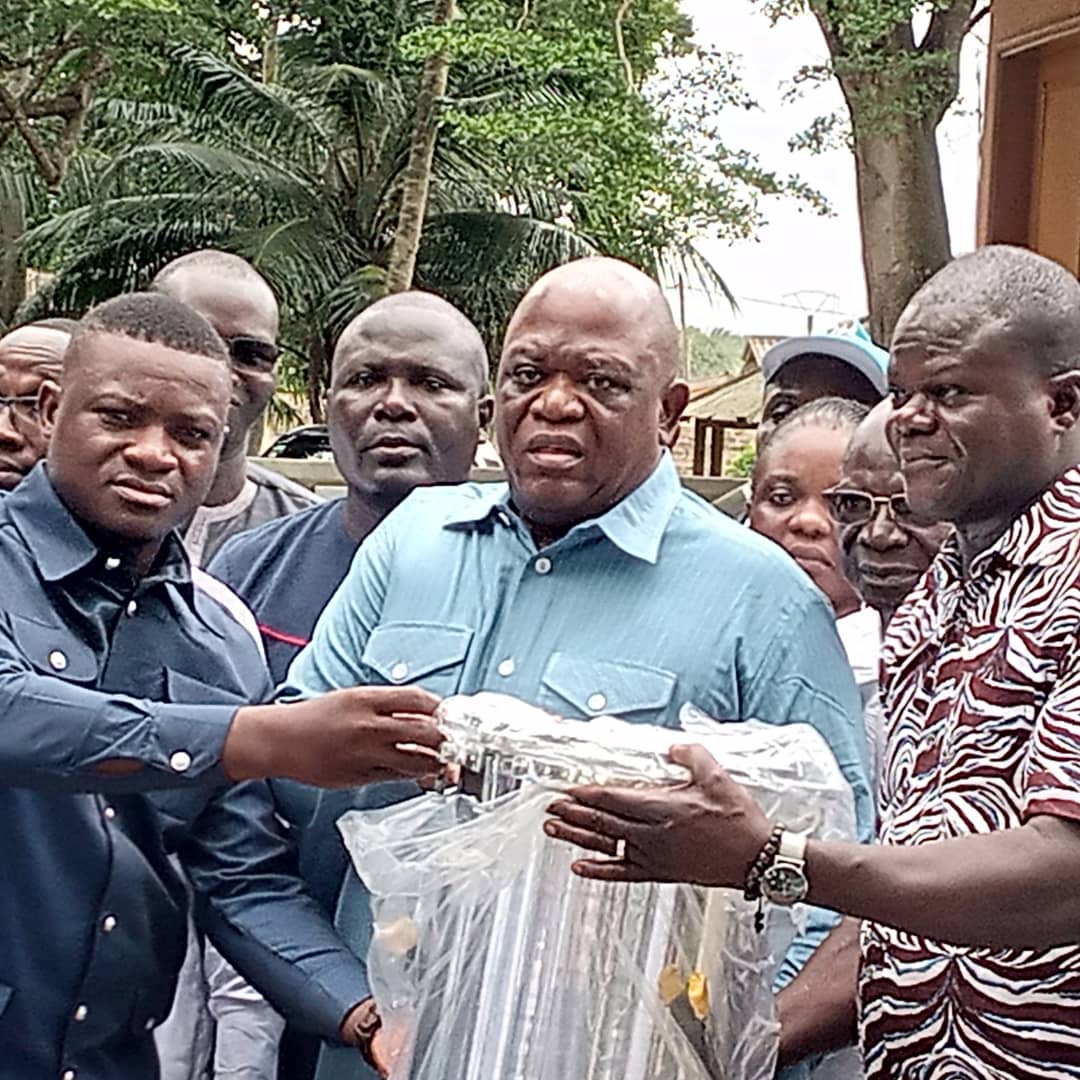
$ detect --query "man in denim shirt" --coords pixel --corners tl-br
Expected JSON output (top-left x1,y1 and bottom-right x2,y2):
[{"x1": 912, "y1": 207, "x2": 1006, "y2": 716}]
[
  {"x1": 283, "y1": 258, "x2": 873, "y2": 1079},
  {"x1": 0, "y1": 293, "x2": 445, "y2": 1079}
]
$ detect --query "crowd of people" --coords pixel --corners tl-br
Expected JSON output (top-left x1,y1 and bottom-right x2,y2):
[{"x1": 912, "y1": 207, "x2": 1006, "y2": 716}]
[{"x1": 1, "y1": 241, "x2": 1079, "y2": 1080}]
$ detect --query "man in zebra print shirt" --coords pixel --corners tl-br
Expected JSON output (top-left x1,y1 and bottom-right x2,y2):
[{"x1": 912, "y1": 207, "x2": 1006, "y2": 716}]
[{"x1": 548, "y1": 245, "x2": 1080, "y2": 1079}]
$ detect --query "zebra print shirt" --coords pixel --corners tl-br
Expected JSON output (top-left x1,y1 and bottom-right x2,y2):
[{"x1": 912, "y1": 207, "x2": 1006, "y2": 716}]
[{"x1": 861, "y1": 467, "x2": 1080, "y2": 1079}]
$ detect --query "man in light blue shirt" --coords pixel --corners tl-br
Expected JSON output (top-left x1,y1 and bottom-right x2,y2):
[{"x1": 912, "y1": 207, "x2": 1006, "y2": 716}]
[{"x1": 284, "y1": 257, "x2": 872, "y2": 1076}]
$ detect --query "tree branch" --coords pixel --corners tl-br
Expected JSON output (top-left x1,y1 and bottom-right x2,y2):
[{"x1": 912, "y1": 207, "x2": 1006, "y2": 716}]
[
  {"x1": 965, "y1": 3, "x2": 992, "y2": 37},
  {"x1": 0, "y1": 83, "x2": 60, "y2": 188},
  {"x1": 922, "y1": 0, "x2": 977, "y2": 56},
  {"x1": 20, "y1": 34, "x2": 80, "y2": 103},
  {"x1": 614, "y1": 0, "x2": 635, "y2": 90}
]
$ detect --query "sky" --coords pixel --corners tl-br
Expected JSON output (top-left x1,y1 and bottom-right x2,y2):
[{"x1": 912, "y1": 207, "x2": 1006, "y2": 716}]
[{"x1": 675, "y1": 1, "x2": 989, "y2": 337}]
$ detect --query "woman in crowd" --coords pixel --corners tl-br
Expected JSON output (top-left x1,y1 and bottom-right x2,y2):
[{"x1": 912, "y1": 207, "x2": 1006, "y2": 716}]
[{"x1": 748, "y1": 397, "x2": 881, "y2": 785}]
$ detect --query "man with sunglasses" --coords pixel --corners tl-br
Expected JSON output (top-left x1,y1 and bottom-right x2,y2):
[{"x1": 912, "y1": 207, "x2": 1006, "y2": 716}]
[
  {"x1": 0, "y1": 318, "x2": 77, "y2": 491},
  {"x1": 152, "y1": 250, "x2": 319, "y2": 565}
]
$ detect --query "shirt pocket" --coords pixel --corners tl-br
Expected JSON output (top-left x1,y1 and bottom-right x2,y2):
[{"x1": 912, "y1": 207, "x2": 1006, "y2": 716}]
[
  {"x1": 7, "y1": 612, "x2": 97, "y2": 683},
  {"x1": 537, "y1": 652, "x2": 678, "y2": 728},
  {"x1": 362, "y1": 622, "x2": 473, "y2": 697}
]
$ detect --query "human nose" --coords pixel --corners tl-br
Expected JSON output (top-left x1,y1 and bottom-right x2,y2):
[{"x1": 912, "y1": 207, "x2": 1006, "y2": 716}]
[
  {"x1": 862, "y1": 501, "x2": 905, "y2": 551},
  {"x1": 0, "y1": 404, "x2": 24, "y2": 448},
  {"x1": 889, "y1": 392, "x2": 936, "y2": 438},
  {"x1": 373, "y1": 378, "x2": 419, "y2": 421},
  {"x1": 529, "y1": 373, "x2": 586, "y2": 423},
  {"x1": 122, "y1": 427, "x2": 178, "y2": 472},
  {"x1": 790, "y1": 496, "x2": 834, "y2": 539}
]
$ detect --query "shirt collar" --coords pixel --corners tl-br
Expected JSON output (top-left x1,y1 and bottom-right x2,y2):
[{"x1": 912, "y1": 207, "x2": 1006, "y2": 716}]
[
  {"x1": 6, "y1": 462, "x2": 195, "y2": 593},
  {"x1": 965, "y1": 465, "x2": 1080, "y2": 578},
  {"x1": 443, "y1": 451, "x2": 682, "y2": 565}
]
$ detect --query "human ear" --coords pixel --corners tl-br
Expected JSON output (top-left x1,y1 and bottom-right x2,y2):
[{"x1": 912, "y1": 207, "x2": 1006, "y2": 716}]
[
  {"x1": 1048, "y1": 372, "x2": 1080, "y2": 432},
  {"x1": 659, "y1": 381, "x2": 690, "y2": 448},
  {"x1": 36, "y1": 380, "x2": 61, "y2": 439}
]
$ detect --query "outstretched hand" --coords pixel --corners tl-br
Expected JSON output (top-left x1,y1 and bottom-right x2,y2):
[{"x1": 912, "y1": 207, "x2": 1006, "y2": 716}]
[{"x1": 543, "y1": 743, "x2": 772, "y2": 888}]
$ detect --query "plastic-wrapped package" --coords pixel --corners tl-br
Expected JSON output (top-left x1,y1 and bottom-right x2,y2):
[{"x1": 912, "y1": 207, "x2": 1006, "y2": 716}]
[{"x1": 338, "y1": 694, "x2": 856, "y2": 1080}]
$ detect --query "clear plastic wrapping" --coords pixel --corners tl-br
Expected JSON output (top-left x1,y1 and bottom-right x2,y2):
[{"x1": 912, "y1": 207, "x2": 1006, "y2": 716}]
[{"x1": 338, "y1": 694, "x2": 856, "y2": 1080}]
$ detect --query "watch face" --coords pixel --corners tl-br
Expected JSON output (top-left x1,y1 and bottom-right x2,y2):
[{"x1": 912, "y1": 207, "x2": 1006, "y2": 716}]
[{"x1": 762, "y1": 863, "x2": 808, "y2": 905}]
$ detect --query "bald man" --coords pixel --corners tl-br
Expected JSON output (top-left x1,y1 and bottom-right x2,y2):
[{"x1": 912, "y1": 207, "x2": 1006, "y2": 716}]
[
  {"x1": 152, "y1": 250, "x2": 319, "y2": 565},
  {"x1": 281, "y1": 257, "x2": 872, "y2": 1077},
  {"x1": 0, "y1": 318, "x2": 76, "y2": 490},
  {"x1": 207, "y1": 291, "x2": 492, "y2": 1080}
]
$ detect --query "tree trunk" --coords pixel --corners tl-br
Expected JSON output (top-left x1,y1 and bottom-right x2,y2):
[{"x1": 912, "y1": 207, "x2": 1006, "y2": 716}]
[
  {"x1": 384, "y1": 0, "x2": 456, "y2": 294},
  {"x1": 849, "y1": 111, "x2": 952, "y2": 345},
  {"x1": 0, "y1": 189, "x2": 26, "y2": 328}
]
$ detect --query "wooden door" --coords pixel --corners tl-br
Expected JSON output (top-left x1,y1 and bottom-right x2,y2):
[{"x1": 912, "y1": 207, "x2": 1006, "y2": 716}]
[{"x1": 1031, "y1": 38, "x2": 1080, "y2": 274}]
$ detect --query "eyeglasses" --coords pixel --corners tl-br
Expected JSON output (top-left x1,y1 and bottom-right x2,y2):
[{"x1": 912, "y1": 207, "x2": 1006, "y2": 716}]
[
  {"x1": 225, "y1": 336, "x2": 280, "y2": 372},
  {"x1": 0, "y1": 395, "x2": 41, "y2": 431},
  {"x1": 825, "y1": 488, "x2": 931, "y2": 527}
]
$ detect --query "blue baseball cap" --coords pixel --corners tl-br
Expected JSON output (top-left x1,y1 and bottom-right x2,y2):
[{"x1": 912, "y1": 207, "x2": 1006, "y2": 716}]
[{"x1": 761, "y1": 323, "x2": 889, "y2": 397}]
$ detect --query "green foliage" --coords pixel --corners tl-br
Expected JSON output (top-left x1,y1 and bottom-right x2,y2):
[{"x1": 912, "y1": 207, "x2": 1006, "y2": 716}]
[
  {"x1": 756, "y1": 0, "x2": 976, "y2": 146},
  {"x1": 728, "y1": 442, "x2": 756, "y2": 479},
  {"x1": 5, "y1": 0, "x2": 827, "y2": 406},
  {"x1": 685, "y1": 327, "x2": 745, "y2": 379}
]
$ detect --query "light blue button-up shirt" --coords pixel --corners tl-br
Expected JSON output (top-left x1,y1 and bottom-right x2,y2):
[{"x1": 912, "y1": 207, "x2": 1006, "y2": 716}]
[{"x1": 284, "y1": 452, "x2": 872, "y2": 1057}]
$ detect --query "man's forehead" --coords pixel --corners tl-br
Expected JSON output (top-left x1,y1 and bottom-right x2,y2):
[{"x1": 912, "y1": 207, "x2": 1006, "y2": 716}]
[
  {"x1": 0, "y1": 325, "x2": 71, "y2": 367},
  {"x1": 337, "y1": 318, "x2": 482, "y2": 376},
  {"x1": 160, "y1": 269, "x2": 278, "y2": 339},
  {"x1": 73, "y1": 331, "x2": 230, "y2": 386}
]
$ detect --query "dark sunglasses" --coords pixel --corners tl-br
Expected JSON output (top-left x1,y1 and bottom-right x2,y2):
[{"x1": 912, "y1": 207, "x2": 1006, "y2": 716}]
[
  {"x1": 825, "y1": 489, "x2": 932, "y2": 527},
  {"x1": 225, "y1": 336, "x2": 280, "y2": 371}
]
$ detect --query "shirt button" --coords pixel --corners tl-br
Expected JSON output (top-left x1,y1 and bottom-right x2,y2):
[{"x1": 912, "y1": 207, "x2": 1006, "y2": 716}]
[
  {"x1": 169, "y1": 750, "x2": 192, "y2": 773},
  {"x1": 104, "y1": 557, "x2": 121, "y2": 570},
  {"x1": 103, "y1": 805, "x2": 116, "y2": 821},
  {"x1": 126, "y1": 600, "x2": 137, "y2": 616},
  {"x1": 534, "y1": 557, "x2": 552, "y2": 575},
  {"x1": 48, "y1": 650, "x2": 68, "y2": 671},
  {"x1": 497, "y1": 658, "x2": 515, "y2": 677},
  {"x1": 102, "y1": 914, "x2": 117, "y2": 933},
  {"x1": 62, "y1": 1070, "x2": 76, "y2": 1080},
  {"x1": 587, "y1": 693, "x2": 607, "y2": 713},
  {"x1": 144, "y1": 1017, "x2": 156, "y2": 1030},
  {"x1": 73, "y1": 1004, "x2": 88, "y2": 1022},
  {"x1": 390, "y1": 662, "x2": 409, "y2": 682}
]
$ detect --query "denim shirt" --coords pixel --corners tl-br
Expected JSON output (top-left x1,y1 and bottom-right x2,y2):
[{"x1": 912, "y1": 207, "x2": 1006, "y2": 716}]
[
  {"x1": 0, "y1": 465, "x2": 368, "y2": 1080},
  {"x1": 283, "y1": 453, "x2": 873, "y2": 1032}
]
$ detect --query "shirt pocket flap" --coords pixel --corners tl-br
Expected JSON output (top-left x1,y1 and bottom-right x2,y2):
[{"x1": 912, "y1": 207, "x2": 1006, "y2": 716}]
[
  {"x1": 541, "y1": 652, "x2": 677, "y2": 720},
  {"x1": 362, "y1": 622, "x2": 473, "y2": 684},
  {"x1": 8, "y1": 613, "x2": 97, "y2": 682},
  {"x1": 165, "y1": 668, "x2": 249, "y2": 706}
]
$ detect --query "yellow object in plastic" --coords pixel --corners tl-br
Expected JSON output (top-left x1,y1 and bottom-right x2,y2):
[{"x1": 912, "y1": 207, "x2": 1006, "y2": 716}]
[
  {"x1": 658, "y1": 964, "x2": 686, "y2": 1005},
  {"x1": 687, "y1": 971, "x2": 709, "y2": 1020}
]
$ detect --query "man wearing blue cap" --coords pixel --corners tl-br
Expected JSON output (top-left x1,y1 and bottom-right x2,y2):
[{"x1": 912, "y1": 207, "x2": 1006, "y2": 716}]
[{"x1": 716, "y1": 327, "x2": 889, "y2": 519}]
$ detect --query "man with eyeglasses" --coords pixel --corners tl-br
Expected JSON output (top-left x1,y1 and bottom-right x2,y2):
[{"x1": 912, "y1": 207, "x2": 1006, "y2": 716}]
[
  {"x1": 829, "y1": 400, "x2": 951, "y2": 627},
  {"x1": 152, "y1": 250, "x2": 319, "y2": 566},
  {"x1": 0, "y1": 318, "x2": 77, "y2": 491}
]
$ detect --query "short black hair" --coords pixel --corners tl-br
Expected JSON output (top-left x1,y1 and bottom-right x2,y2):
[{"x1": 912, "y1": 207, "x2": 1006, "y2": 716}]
[
  {"x1": 901, "y1": 246, "x2": 1080, "y2": 376},
  {"x1": 27, "y1": 317, "x2": 80, "y2": 335},
  {"x1": 753, "y1": 396, "x2": 870, "y2": 492},
  {"x1": 71, "y1": 292, "x2": 229, "y2": 365}
]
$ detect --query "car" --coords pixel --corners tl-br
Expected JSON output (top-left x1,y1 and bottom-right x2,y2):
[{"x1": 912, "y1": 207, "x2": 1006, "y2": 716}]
[{"x1": 262, "y1": 425, "x2": 332, "y2": 460}]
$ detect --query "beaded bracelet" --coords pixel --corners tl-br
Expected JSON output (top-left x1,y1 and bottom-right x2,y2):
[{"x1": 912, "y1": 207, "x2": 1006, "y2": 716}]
[{"x1": 744, "y1": 823, "x2": 785, "y2": 932}]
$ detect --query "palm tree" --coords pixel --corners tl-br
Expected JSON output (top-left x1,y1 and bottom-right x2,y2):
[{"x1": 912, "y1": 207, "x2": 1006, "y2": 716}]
[{"x1": 18, "y1": 42, "x2": 598, "y2": 413}]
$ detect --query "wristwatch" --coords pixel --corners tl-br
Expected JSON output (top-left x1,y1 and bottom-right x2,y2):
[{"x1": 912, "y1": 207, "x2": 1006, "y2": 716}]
[{"x1": 761, "y1": 828, "x2": 809, "y2": 905}]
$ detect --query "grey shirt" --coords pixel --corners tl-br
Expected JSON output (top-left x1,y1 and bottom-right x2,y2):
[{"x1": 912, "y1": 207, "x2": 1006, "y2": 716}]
[{"x1": 184, "y1": 462, "x2": 320, "y2": 568}]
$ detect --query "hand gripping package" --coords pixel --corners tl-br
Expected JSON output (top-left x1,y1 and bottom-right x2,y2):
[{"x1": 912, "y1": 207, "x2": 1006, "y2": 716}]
[{"x1": 337, "y1": 693, "x2": 856, "y2": 1080}]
